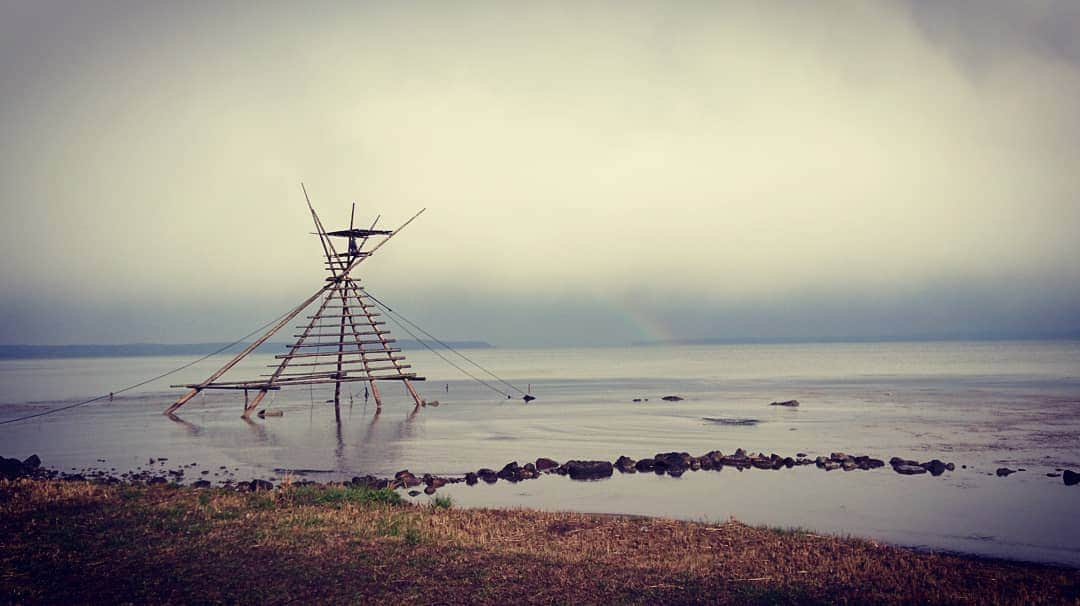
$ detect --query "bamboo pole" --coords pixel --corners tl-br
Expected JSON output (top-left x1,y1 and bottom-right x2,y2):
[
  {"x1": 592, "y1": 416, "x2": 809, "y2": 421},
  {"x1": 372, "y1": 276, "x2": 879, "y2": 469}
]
[{"x1": 165, "y1": 284, "x2": 330, "y2": 415}]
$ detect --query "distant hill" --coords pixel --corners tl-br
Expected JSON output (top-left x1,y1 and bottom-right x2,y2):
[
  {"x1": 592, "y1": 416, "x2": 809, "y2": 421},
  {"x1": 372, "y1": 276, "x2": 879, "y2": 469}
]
[{"x1": 0, "y1": 340, "x2": 493, "y2": 359}]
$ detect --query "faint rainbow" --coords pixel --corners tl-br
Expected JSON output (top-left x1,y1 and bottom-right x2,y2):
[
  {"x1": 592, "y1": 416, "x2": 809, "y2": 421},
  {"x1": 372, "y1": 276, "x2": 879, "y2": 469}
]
[{"x1": 609, "y1": 302, "x2": 676, "y2": 344}]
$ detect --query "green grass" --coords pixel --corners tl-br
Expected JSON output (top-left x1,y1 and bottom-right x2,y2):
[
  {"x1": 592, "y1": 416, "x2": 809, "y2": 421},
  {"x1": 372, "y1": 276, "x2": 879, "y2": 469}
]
[
  {"x1": 431, "y1": 494, "x2": 453, "y2": 509},
  {"x1": 287, "y1": 484, "x2": 403, "y2": 507}
]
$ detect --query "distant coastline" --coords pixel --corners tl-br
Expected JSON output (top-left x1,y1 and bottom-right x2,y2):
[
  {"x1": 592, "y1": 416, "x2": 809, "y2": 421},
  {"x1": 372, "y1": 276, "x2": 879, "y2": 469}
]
[
  {"x1": 631, "y1": 333, "x2": 1080, "y2": 347},
  {"x1": 0, "y1": 340, "x2": 494, "y2": 360}
]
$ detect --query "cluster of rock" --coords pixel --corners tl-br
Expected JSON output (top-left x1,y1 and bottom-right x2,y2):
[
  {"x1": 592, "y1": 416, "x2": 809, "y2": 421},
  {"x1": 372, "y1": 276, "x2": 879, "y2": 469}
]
[
  {"x1": 6, "y1": 453, "x2": 1080, "y2": 495},
  {"x1": 888, "y1": 457, "x2": 955, "y2": 476}
]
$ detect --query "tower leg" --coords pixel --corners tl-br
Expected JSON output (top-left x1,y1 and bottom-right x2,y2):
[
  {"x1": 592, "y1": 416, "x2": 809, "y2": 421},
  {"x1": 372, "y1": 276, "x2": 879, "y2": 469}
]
[
  {"x1": 243, "y1": 389, "x2": 268, "y2": 419},
  {"x1": 369, "y1": 380, "x2": 383, "y2": 409},
  {"x1": 403, "y1": 379, "x2": 424, "y2": 409},
  {"x1": 166, "y1": 388, "x2": 201, "y2": 415}
]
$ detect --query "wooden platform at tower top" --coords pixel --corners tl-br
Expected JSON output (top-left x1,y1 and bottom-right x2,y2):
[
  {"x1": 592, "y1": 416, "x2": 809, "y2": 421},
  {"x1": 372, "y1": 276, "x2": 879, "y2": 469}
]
[{"x1": 166, "y1": 185, "x2": 427, "y2": 418}]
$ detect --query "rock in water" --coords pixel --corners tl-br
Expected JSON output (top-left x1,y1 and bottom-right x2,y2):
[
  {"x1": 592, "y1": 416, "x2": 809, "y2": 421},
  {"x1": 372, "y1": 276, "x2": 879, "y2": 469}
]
[
  {"x1": 497, "y1": 462, "x2": 522, "y2": 481},
  {"x1": 535, "y1": 458, "x2": 559, "y2": 472},
  {"x1": 634, "y1": 458, "x2": 656, "y2": 472},
  {"x1": 614, "y1": 456, "x2": 637, "y2": 473},
  {"x1": 22, "y1": 454, "x2": 41, "y2": 469},
  {"x1": 996, "y1": 468, "x2": 1016, "y2": 477},
  {"x1": 522, "y1": 394, "x2": 536, "y2": 402},
  {"x1": 563, "y1": 460, "x2": 614, "y2": 480},
  {"x1": 769, "y1": 400, "x2": 800, "y2": 407},
  {"x1": 1064, "y1": 470, "x2": 1079, "y2": 486},
  {"x1": 661, "y1": 395, "x2": 684, "y2": 402},
  {"x1": 921, "y1": 460, "x2": 948, "y2": 476},
  {"x1": 893, "y1": 464, "x2": 927, "y2": 475}
]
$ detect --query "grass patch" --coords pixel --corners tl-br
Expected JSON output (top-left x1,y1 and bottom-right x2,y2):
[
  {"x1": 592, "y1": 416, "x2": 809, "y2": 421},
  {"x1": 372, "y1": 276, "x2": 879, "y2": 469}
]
[
  {"x1": 431, "y1": 494, "x2": 453, "y2": 509},
  {"x1": 287, "y1": 484, "x2": 403, "y2": 507},
  {"x1": 2, "y1": 479, "x2": 1078, "y2": 605}
]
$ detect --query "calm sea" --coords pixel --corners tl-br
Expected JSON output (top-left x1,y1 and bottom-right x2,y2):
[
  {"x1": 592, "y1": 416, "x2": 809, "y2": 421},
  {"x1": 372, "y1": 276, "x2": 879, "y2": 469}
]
[{"x1": 2, "y1": 340, "x2": 1079, "y2": 565}]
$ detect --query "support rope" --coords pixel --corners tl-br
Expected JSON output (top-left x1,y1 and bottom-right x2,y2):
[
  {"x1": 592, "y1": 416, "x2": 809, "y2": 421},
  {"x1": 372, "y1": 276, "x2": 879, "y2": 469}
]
[
  {"x1": 362, "y1": 291, "x2": 529, "y2": 397},
  {"x1": 0, "y1": 309, "x2": 296, "y2": 427}
]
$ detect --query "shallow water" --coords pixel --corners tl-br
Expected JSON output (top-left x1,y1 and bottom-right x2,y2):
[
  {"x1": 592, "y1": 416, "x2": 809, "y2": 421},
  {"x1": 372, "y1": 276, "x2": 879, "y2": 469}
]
[{"x1": 2, "y1": 340, "x2": 1079, "y2": 565}]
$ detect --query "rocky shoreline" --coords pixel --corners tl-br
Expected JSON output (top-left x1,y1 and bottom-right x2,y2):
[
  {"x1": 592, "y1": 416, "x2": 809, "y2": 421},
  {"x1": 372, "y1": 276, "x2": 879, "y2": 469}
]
[{"x1": 4, "y1": 450, "x2": 1078, "y2": 494}]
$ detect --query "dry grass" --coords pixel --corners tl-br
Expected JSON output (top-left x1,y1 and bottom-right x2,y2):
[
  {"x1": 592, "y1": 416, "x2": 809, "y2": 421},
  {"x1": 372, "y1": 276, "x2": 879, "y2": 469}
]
[{"x1": 1, "y1": 478, "x2": 1077, "y2": 605}]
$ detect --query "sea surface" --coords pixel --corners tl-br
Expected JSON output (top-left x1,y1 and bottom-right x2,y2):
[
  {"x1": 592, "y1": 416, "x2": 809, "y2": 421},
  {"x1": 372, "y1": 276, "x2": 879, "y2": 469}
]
[{"x1": 2, "y1": 340, "x2": 1079, "y2": 566}]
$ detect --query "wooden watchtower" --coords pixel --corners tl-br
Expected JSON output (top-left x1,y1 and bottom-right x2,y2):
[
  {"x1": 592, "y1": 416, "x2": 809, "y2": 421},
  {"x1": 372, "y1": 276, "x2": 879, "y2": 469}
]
[{"x1": 167, "y1": 185, "x2": 426, "y2": 418}]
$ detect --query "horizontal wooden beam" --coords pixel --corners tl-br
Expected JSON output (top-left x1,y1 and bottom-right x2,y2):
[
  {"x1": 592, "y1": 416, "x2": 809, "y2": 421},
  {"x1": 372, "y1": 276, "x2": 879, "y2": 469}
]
[
  {"x1": 306, "y1": 313, "x2": 381, "y2": 319},
  {"x1": 170, "y1": 383, "x2": 282, "y2": 390},
  {"x1": 291, "y1": 339, "x2": 395, "y2": 348},
  {"x1": 260, "y1": 365, "x2": 411, "y2": 378},
  {"x1": 268, "y1": 356, "x2": 405, "y2": 368},
  {"x1": 291, "y1": 329, "x2": 388, "y2": 338},
  {"x1": 274, "y1": 348, "x2": 402, "y2": 359}
]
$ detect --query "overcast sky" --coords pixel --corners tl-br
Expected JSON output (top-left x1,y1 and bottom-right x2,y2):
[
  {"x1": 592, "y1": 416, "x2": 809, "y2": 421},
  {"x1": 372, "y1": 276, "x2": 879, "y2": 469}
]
[{"x1": 1, "y1": 1, "x2": 1078, "y2": 346}]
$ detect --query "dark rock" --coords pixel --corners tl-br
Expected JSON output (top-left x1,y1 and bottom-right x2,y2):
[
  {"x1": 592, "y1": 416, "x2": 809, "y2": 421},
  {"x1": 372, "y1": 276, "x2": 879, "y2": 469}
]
[
  {"x1": 945, "y1": 462, "x2": 955, "y2": 471},
  {"x1": 996, "y1": 468, "x2": 1015, "y2": 477},
  {"x1": 889, "y1": 457, "x2": 919, "y2": 467},
  {"x1": 477, "y1": 468, "x2": 498, "y2": 484},
  {"x1": 634, "y1": 458, "x2": 656, "y2": 472},
  {"x1": 822, "y1": 461, "x2": 841, "y2": 471},
  {"x1": 782, "y1": 457, "x2": 796, "y2": 468},
  {"x1": 408, "y1": 490, "x2": 421, "y2": 497},
  {"x1": 22, "y1": 454, "x2": 41, "y2": 469},
  {"x1": 564, "y1": 460, "x2": 614, "y2": 480},
  {"x1": 249, "y1": 479, "x2": 273, "y2": 491},
  {"x1": 1064, "y1": 470, "x2": 1079, "y2": 486},
  {"x1": 423, "y1": 485, "x2": 436, "y2": 495},
  {"x1": 769, "y1": 400, "x2": 800, "y2": 407},
  {"x1": 796, "y1": 452, "x2": 807, "y2": 458},
  {"x1": 863, "y1": 458, "x2": 885, "y2": 469},
  {"x1": 1047, "y1": 473, "x2": 1061, "y2": 478},
  {"x1": 522, "y1": 394, "x2": 536, "y2": 402},
  {"x1": 654, "y1": 452, "x2": 691, "y2": 471},
  {"x1": 426, "y1": 476, "x2": 448, "y2": 489},
  {"x1": 464, "y1": 472, "x2": 478, "y2": 486},
  {"x1": 614, "y1": 456, "x2": 637, "y2": 473},
  {"x1": 661, "y1": 395, "x2": 684, "y2": 401},
  {"x1": 893, "y1": 464, "x2": 927, "y2": 475},
  {"x1": 395, "y1": 471, "x2": 421, "y2": 488},
  {"x1": 497, "y1": 462, "x2": 522, "y2": 481},
  {"x1": 535, "y1": 458, "x2": 559, "y2": 472},
  {"x1": 632, "y1": 398, "x2": 642, "y2": 402},
  {"x1": 667, "y1": 468, "x2": 685, "y2": 478},
  {"x1": 689, "y1": 458, "x2": 701, "y2": 471},
  {"x1": 751, "y1": 458, "x2": 773, "y2": 470},
  {"x1": 841, "y1": 461, "x2": 857, "y2": 471},
  {"x1": 921, "y1": 460, "x2": 948, "y2": 476},
  {"x1": 192, "y1": 480, "x2": 211, "y2": 488}
]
